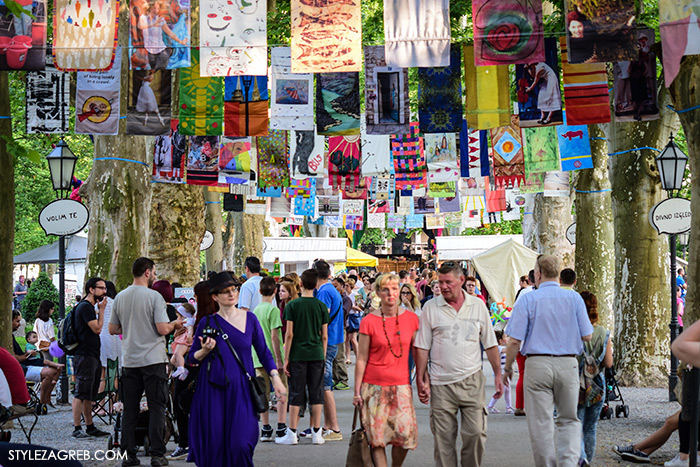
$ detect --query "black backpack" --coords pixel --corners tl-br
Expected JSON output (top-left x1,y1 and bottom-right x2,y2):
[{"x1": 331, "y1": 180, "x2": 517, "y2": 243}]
[{"x1": 58, "y1": 305, "x2": 79, "y2": 355}]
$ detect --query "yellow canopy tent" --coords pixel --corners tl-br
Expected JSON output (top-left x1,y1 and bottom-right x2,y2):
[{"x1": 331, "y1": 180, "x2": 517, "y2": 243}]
[{"x1": 346, "y1": 247, "x2": 379, "y2": 267}]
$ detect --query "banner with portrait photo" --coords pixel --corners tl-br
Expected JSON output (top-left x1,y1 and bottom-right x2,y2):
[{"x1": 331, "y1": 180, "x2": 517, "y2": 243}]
[
  {"x1": 613, "y1": 29, "x2": 659, "y2": 122},
  {"x1": 129, "y1": 0, "x2": 190, "y2": 70},
  {"x1": 76, "y1": 49, "x2": 121, "y2": 135},
  {"x1": 270, "y1": 47, "x2": 314, "y2": 131},
  {"x1": 257, "y1": 129, "x2": 290, "y2": 189},
  {"x1": 290, "y1": 130, "x2": 325, "y2": 179},
  {"x1": 152, "y1": 120, "x2": 187, "y2": 184},
  {"x1": 186, "y1": 136, "x2": 220, "y2": 185},
  {"x1": 179, "y1": 48, "x2": 223, "y2": 136},
  {"x1": 224, "y1": 75, "x2": 269, "y2": 137},
  {"x1": 660, "y1": 0, "x2": 700, "y2": 86},
  {"x1": 515, "y1": 37, "x2": 563, "y2": 128},
  {"x1": 26, "y1": 65, "x2": 69, "y2": 133},
  {"x1": 200, "y1": 0, "x2": 266, "y2": 76},
  {"x1": 464, "y1": 44, "x2": 510, "y2": 130},
  {"x1": 425, "y1": 133, "x2": 459, "y2": 183},
  {"x1": 417, "y1": 48, "x2": 462, "y2": 134},
  {"x1": 364, "y1": 46, "x2": 410, "y2": 135},
  {"x1": 0, "y1": 0, "x2": 47, "y2": 71},
  {"x1": 218, "y1": 137, "x2": 253, "y2": 184},
  {"x1": 383, "y1": 0, "x2": 450, "y2": 67},
  {"x1": 316, "y1": 72, "x2": 361, "y2": 136}
]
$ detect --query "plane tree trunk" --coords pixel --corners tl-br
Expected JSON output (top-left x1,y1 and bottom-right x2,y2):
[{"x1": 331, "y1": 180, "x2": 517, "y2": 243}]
[
  {"x1": 0, "y1": 72, "x2": 13, "y2": 350},
  {"x1": 204, "y1": 190, "x2": 224, "y2": 273}
]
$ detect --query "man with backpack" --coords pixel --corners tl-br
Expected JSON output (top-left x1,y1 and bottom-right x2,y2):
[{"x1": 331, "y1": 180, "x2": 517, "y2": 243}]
[{"x1": 71, "y1": 277, "x2": 109, "y2": 439}]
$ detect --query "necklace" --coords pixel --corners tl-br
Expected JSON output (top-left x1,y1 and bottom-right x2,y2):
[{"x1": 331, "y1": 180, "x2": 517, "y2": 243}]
[{"x1": 380, "y1": 307, "x2": 403, "y2": 358}]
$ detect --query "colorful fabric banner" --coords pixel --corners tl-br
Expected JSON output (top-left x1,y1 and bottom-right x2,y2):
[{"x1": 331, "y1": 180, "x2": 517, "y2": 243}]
[
  {"x1": 224, "y1": 75, "x2": 269, "y2": 137},
  {"x1": 428, "y1": 181, "x2": 456, "y2": 198},
  {"x1": 328, "y1": 135, "x2": 362, "y2": 189},
  {"x1": 294, "y1": 191, "x2": 317, "y2": 217},
  {"x1": 26, "y1": 66, "x2": 70, "y2": 133},
  {"x1": 490, "y1": 117, "x2": 525, "y2": 187},
  {"x1": 179, "y1": 49, "x2": 223, "y2": 136},
  {"x1": 270, "y1": 47, "x2": 314, "y2": 131},
  {"x1": 128, "y1": 0, "x2": 190, "y2": 70},
  {"x1": 218, "y1": 137, "x2": 253, "y2": 183},
  {"x1": 257, "y1": 129, "x2": 290, "y2": 189},
  {"x1": 515, "y1": 37, "x2": 563, "y2": 128},
  {"x1": 368, "y1": 198, "x2": 392, "y2": 214},
  {"x1": 316, "y1": 72, "x2": 361, "y2": 136},
  {"x1": 53, "y1": 0, "x2": 118, "y2": 71},
  {"x1": 387, "y1": 214, "x2": 405, "y2": 230},
  {"x1": 445, "y1": 212, "x2": 462, "y2": 228},
  {"x1": 364, "y1": 45, "x2": 410, "y2": 135},
  {"x1": 186, "y1": 136, "x2": 220, "y2": 185},
  {"x1": 405, "y1": 214, "x2": 424, "y2": 229},
  {"x1": 383, "y1": 0, "x2": 450, "y2": 67},
  {"x1": 439, "y1": 193, "x2": 461, "y2": 213},
  {"x1": 258, "y1": 186, "x2": 283, "y2": 198},
  {"x1": 660, "y1": 0, "x2": 700, "y2": 86},
  {"x1": 290, "y1": 0, "x2": 362, "y2": 73},
  {"x1": 425, "y1": 133, "x2": 459, "y2": 183},
  {"x1": 199, "y1": 0, "x2": 266, "y2": 76},
  {"x1": 460, "y1": 121, "x2": 490, "y2": 178},
  {"x1": 286, "y1": 178, "x2": 315, "y2": 198},
  {"x1": 417, "y1": 48, "x2": 462, "y2": 134},
  {"x1": 370, "y1": 176, "x2": 394, "y2": 200},
  {"x1": 0, "y1": 0, "x2": 47, "y2": 71},
  {"x1": 153, "y1": 120, "x2": 187, "y2": 183},
  {"x1": 127, "y1": 69, "x2": 171, "y2": 135},
  {"x1": 414, "y1": 195, "x2": 434, "y2": 214},
  {"x1": 425, "y1": 214, "x2": 445, "y2": 230},
  {"x1": 485, "y1": 180, "x2": 507, "y2": 212},
  {"x1": 342, "y1": 177, "x2": 370, "y2": 199},
  {"x1": 523, "y1": 126, "x2": 560, "y2": 175},
  {"x1": 613, "y1": 29, "x2": 659, "y2": 122},
  {"x1": 521, "y1": 172, "x2": 545, "y2": 193},
  {"x1": 472, "y1": 0, "x2": 544, "y2": 65},
  {"x1": 565, "y1": 0, "x2": 636, "y2": 64},
  {"x1": 464, "y1": 44, "x2": 510, "y2": 130},
  {"x1": 76, "y1": 48, "x2": 121, "y2": 135},
  {"x1": 543, "y1": 171, "x2": 570, "y2": 197},
  {"x1": 557, "y1": 112, "x2": 593, "y2": 171},
  {"x1": 392, "y1": 122, "x2": 427, "y2": 190},
  {"x1": 290, "y1": 130, "x2": 325, "y2": 179},
  {"x1": 560, "y1": 37, "x2": 610, "y2": 125}
]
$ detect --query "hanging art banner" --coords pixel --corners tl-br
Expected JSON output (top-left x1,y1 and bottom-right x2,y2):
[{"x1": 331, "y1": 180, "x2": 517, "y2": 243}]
[
  {"x1": 417, "y1": 48, "x2": 462, "y2": 134},
  {"x1": 270, "y1": 196, "x2": 292, "y2": 217},
  {"x1": 425, "y1": 214, "x2": 445, "y2": 230},
  {"x1": 613, "y1": 29, "x2": 660, "y2": 122},
  {"x1": 26, "y1": 65, "x2": 70, "y2": 133},
  {"x1": 438, "y1": 193, "x2": 461, "y2": 213},
  {"x1": 565, "y1": 0, "x2": 636, "y2": 64},
  {"x1": 369, "y1": 176, "x2": 394, "y2": 200},
  {"x1": 560, "y1": 37, "x2": 610, "y2": 126},
  {"x1": 515, "y1": 37, "x2": 563, "y2": 128},
  {"x1": 521, "y1": 172, "x2": 544, "y2": 193},
  {"x1": 387, "y1": 214, "x2": 405, "y2": 230},
  {"x1": 128, "y1": 0, "x2": 190, "y2": 70},
  {"x1": 179, "y1": 48, "x2": 223, "y2": 136},
  {"x1": 218, "y1": 137, "x2": 253, "y2": 183},
  {"x1": 316, "y1": 72, "x2": 361, "y2": 136},
  {"x1": 556, "y1": 112, "x2": 593, "y2": 171},
  {"x1": 294, "y1": 192, "x2": 317, "y2": 217},
  {"x1": 392, "y1": 122, "x2": 427, "y2": 190},
  {"x1": 364, "y1": 46, "x2": 410, "y2": 135},
  {"x1": 327, "y1": 135, "x2": 362, "y2": 189},
  {"x1": 153, "y1": 120, "x2": 187, "y2": 183},
  {"x1": 270, "y1": 47, "x2": 314, "y2": 131},
  {"x1": 342, "y1": 177, "x2": 370, "y2": 200},
  {"x1": 464, "y1": 44, "x2": 510, "y2": 130},
  {"x1": 445, "y1": 212, "x2": 462, "y2": 228},
  {"x1": 406, "y1": 214, "x2": 424, "y2": 229},
  {"x1": 318, "y1": 194, "x2": 340, "y2": 216},
  {"x1": 224, "y1": 75, "x2": 269, "y2": 137},
  {"x1": 459, "y1": 122, "x2": 490, "y2": 178},
  {"x1": 543, "y1": 171, "x2": 570, "y2": 197},
  {"x1": 76, "y1": 49, "x2": 121, "y2": 135},
  {"x1": 472, "y1": 0, "x2": 544, "y2": 66},
  {"x1": 425, "y1": 133, "x2": 459, "y2": 183},
  {"x1": 126, "y1": 69, "x2": 170, "y2": 135},
  {"x1": 199, "y1": 0, "x2": 266, "y2": 76},
  {"x1": 660, "y1": 0, "x2": 700, "y2": 86},
  {"x1": 53, "y1": 0, "x2": 118, "y2": 71},
  {"x1": 290, "y1": 0, "x2": 361, "y2": 73},
  {"x1": 286, "y1": 178, "x2": 315, "y2": 198},
  {"x1": 257, "y1": 129, "x2": 290, "y2": 189},
  {"x1": 0, "y1": 0, "x2": 47, "y2": 71},
  {"x1": 428, "y1": 181, "x2": 456, "y2": 198},
  {"x1": 367, "y1": 213, "x2": 386, "y2": 228},
  {"x1": 186, "y1": 136, "x2": 220, "y2": 185},
  {"x1": 490, "y1": 116, "x2": 525, "y2": 187},
  {"x1": 290, "y1": 130, "x2": 325, "y2": 179},
  {"x1": 523, "y1": 126, "x2": 560, "y2": 175},
  {"x1": 383, "y1": 0, "x2": 450, "y2": 67},
  {"x1": 361, "y1": 133, "x2": 393, "y2": 177}
]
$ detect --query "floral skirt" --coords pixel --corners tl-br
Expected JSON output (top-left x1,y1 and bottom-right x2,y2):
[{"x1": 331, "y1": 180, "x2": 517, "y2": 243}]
[{"x1": 360, "y1": 383, "x2": 418, "y2": 450}]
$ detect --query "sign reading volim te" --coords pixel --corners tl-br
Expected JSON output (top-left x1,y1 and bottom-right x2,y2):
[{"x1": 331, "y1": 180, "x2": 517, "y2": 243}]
[
  {"x1": 39, "y1": 199, "x2": 90, "y2": 236},
  {"x1": 649, "y1": 198, "x2": 691, "y2": 235}
]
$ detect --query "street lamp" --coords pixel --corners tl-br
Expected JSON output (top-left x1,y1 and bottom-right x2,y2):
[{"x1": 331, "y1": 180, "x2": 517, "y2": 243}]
[
  {"x1": 46, "y1": 138, "x2": 77, "y2": 404},
  {"x1": 655, "y1": 133, "x2": 688, "y2": 404},
  {"x1": 679, "y1": 231, "x2": 690, "y2": 261}
]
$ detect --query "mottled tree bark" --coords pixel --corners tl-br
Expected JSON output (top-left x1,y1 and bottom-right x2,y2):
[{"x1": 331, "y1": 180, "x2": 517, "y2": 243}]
[
  {"x1": 574, "y1": 125, "x2": 615, "y2": 329},
  {"x1": 230, "y1": 212, "x2": 265, "y2": 276},
  {"x1": 204, "y1": 190, "x2": 224, "y2": 273},
  {"x1": 530, "y1": 193, "x2": 575, "y2": 268},
  {"x1": 223, "y1": 213, "x2": 234, "y2": 271},
  {"x1": 148, "y1": 183, "x2": 205, "y2": 285},
  {"x1": 607, "y1": 90, "x2": 679, "y2": 386},
  {"x1": 0, "y1": 72, "x2": 14, "y2": 351}
]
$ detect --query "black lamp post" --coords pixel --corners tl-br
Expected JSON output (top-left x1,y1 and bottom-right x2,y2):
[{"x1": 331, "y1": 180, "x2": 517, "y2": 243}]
[
  {"x1": 679, "y1": 231, "x2": 690, "y2": 261},
  {"x1": 655, "y1": 133, "x2": 688, "y2": 405},
  {"x1": 46, "y1": 138, "x2": 77, "y2": 404}
]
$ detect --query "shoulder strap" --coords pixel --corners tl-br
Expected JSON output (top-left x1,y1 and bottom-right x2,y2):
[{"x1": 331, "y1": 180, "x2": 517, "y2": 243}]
[{"x1": 213, "y1": 315, "x2": 255, "y2": 381}]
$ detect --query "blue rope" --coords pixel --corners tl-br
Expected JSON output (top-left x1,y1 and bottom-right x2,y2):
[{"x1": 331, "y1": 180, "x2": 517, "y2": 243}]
[
  {"x1": 205, "y1": 201, "x2": 221, "y2": 204},
  {"x1": 576, "y1": 189, "x2": 611, "y2": 193},
  {"x1": 667, "y1": 104, "x2": 700, "y2": 114},
  {"x1": 608, "y1": 147, "x2": 660, "y2": 156},
  {"x1": 589, "y1": 137, "x2": 606, "y2": 141},
  {"x1": 94, "y1": 157, "x2": 149, "y2": 167}
]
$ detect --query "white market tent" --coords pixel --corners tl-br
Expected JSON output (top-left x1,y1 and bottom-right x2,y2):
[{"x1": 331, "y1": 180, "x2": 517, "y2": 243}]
[
  {"x1": 262, "y1": 237, "x2": 347, "y2": 275},
  {"x1": 436, "y1": 235, "x2": 524, "y2": 261}
]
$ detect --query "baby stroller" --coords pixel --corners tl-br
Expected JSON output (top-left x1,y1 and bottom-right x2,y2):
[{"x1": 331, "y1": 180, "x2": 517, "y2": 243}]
[
  {"x1": 108, "y1": 391, "x2": 178, "y2": 455},
  {"x1": 600, "y1": 366, "x2": 629, "y2": 419}
]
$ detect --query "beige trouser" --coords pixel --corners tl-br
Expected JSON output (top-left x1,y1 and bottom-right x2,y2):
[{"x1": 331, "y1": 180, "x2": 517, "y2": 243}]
[
  {"x1": 524, "y1": 356, "x2": 581, "y2": 467},
  {"x1": 430, "y1": 371, "x2": 487, "y2": 467}
]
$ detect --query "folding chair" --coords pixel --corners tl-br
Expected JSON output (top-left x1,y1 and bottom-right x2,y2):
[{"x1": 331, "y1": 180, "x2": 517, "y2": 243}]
[
  {"x1": 92, "y1": 358, "x2": 120, "y2": 425},
  {"x1": 0, "y1": 386, "x2": 39, "y2": 444}
]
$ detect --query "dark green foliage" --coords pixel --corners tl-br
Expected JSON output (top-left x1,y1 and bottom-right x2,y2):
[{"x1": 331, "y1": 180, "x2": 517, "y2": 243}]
[
  {"x1": 358, "y1": 227, "x2": 397, "y2": 246},
  {"x1": 21, "y1": 272, "x2": 59, "y2": 324},
  {"x1": 461, "y1": 219, "x2": 524, "y2": 236}
]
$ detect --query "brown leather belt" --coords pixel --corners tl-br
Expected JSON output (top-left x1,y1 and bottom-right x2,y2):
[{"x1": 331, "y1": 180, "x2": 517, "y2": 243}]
[{"x1": 527, "y1": 354, "x2": 576, "y2": 358}]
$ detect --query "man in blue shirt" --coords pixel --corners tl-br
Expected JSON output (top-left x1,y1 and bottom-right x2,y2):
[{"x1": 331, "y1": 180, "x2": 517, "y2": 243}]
[
  {"x1": 313, "y1": 260, "x2": 344, "y2": 442},
  {"x1": 503, "y1": 255, "x2": 593, "y2": 467},
  {"x1": 239, "y1": 256, "x2": 263, "y2": 312},
  {"x1": 677, "y1": 267, "x2": 687, "y2": 302}
]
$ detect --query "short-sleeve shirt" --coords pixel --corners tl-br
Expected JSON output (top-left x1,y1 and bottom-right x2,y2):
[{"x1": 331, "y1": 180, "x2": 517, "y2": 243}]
[
  {"x1": 34, "y1": 317, "x2": 55, "y2": 343},
  {"x1": 238, "y1": 276, "x2": 263, "y2": 311},
  {"x1": 414, "y1": 291, "x2": 498, "y2": 385},
  {"x1": 316, "y1": 282, "x2": 344, "y2": 345},
  {"x1": 678, "y1": 276, "x2": 687, "y2": 298},
  {"x1": 74, "y1": 300, "x2": 101, "y2": 359},
  {"x1": 360, "y1": 310, "x2": 419, "y2": 386},
  {"x1": 505, "y1": 281, "x2": 594, "y2": 356},
  {"x1": 252, "y1": 301, "x2": 282, "y2": 368},
  {"x1": 110, "y1": 285, "x2": 170, "y2": 368},
  {"x1": 283, "y1": 297, "x2": 329, "y2": 362},
  {"x1": 13, "y1": 283, "x2": 27, "y2": 303},
  {"x1": 138, "y1": 14, "x2": 167, "y2": 55}
]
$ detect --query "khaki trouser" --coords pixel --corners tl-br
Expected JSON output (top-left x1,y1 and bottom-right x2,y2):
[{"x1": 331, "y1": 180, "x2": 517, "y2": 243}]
[
  {"x1": 332, "y1": 342, "x2": 348, "y2": 385},
  {"x1": 430, "y1": 371, "x2": 487, "y2": 467},
  {"x1": 524, "y1": 356, "x2": 581, "y2": 467}
]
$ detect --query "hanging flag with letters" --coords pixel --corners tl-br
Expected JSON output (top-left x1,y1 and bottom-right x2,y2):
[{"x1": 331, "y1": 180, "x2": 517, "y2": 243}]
[
  {"x1": 26, "y1": 65, "x2": 70, "y2": 133},
  {"x1": 76, "y1": 49, "x2": 121, "y2": 135}
]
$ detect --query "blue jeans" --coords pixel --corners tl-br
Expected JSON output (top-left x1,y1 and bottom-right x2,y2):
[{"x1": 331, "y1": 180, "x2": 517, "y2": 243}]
[
  {"x1": 578, "y1": 400, "x2": 604, "y2": 463},
  {"x1": 324, "y1": 344, "x2": 338, "y2": 391}
]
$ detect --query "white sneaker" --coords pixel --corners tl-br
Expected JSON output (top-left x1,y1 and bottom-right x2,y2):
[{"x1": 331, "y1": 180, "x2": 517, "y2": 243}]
[
  {"x1": 664, "y1": 454, "x2": 688, "y2": 467},
  {"x1": 275, "y1": 428, "x2": 298, "y2": 445},
  {"x1": 311, "y1": 428, "x2": 325, "y2": 445}
]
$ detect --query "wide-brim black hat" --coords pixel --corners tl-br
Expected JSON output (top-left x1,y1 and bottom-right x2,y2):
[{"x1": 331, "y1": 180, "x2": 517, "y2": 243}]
[{"x1": 209, "y1": 272, "x2": 237, "y2": 294}]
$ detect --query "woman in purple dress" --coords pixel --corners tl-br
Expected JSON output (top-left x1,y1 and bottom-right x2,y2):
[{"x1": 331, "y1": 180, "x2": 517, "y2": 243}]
[{"x1": 188, "y1": 272, "x2": 286, "y2": 466}]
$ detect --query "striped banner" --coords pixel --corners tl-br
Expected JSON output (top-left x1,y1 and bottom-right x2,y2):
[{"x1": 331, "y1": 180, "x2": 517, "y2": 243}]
[
  {"x1": 464, "y1": 44, "x2": 511, "y2": 129},
  {"x1": 560, "y1": 37, "x2": 610, "y2": 125}
]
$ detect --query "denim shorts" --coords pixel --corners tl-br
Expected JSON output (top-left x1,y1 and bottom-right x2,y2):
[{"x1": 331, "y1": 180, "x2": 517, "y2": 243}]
[{"x1": 324, "y1": 344, "x2": 338, "y2": 391}]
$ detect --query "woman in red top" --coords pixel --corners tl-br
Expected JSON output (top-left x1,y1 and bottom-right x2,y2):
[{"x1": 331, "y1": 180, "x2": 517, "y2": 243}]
[{"x1": 353, "y1": 274, "x2": 419, "y2": 467}]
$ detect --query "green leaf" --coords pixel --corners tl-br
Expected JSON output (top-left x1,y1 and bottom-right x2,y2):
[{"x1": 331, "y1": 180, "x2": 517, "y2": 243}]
[
  {"x1": 4, "y1": 0, "x2": 36, "y2": 21},
  {"x1": 26, "y1": 149, "x2": 41, "y2": 164}
]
